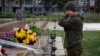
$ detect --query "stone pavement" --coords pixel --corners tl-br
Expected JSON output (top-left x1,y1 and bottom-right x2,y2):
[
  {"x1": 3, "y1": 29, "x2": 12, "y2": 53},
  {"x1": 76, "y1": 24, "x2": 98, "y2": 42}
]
[
  {"x1": 0, "y1": 20, "x2": 33, "y2": 32},
  {"x1": 34, "y1": 21, "x2": 66, "y2": 56},
  {"x1": 35, "y1": 36, "x2": 65, "y2": 56},
  {"x1": 35, "y1": 21, "x2": 48, "y2": 29},
  {"x1": 28, "y1": 36, "x2": 65, "y2": 56},
  {"x1": 44, "y1": 22, "x2": 100, "y2": 31},
  {"x1": 55, "y1": 37, "x2": 65, "y2": 56}
]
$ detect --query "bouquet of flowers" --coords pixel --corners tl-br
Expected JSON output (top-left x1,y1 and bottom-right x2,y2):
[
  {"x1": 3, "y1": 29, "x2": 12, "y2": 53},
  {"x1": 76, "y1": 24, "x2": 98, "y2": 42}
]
[
  {"x1": 0, "y1": 23, "x2": 38, "y2": 45},
  {"x1": 0, "y1": 24, "x2": 43, "y2": 55},
  {"x1": 14, "y1": 28, "x2": 36, "y2": 45},
  {"x1": 0, "y1": 29, "x2": 36, "y2": 45}
]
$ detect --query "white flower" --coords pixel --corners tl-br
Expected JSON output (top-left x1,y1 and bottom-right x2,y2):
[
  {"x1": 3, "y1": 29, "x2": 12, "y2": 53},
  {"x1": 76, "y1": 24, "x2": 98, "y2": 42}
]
[{"x1": 13, "y1": 28, "x2": 19, "y2": 31}]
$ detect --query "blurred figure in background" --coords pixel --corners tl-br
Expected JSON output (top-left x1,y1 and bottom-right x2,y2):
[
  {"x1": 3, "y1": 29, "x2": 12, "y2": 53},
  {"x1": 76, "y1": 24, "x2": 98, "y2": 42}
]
[
  {"x1": 79, "y1": 8, "x2": 84, "y2": 16},
  {"x1": 15, "y1": 8, "x2": 23, "y2": 21}
]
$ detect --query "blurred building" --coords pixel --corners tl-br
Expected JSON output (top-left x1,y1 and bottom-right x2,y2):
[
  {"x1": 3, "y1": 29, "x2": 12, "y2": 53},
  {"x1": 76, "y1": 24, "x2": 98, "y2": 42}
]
[
  {"x1": 76, "y1": 0, "x2": 95, "y2": 7},
  {"x1": 0, "y1": 0, "x2": 58, "y2": 14},
  {"x1": 76, "y1": 0, "x2": 96, "y2": 12}
]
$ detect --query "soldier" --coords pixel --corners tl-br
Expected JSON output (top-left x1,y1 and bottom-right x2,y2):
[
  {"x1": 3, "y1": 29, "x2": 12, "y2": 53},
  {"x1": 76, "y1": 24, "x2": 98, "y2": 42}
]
[{"x1": 58, "y1": 1, "x2": 84, "y2": 56}]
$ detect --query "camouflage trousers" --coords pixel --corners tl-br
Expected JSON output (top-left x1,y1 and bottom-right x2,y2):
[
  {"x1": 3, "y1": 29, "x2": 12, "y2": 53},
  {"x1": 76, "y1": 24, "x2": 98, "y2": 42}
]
[{"x1": 66, "y1": 44, "x2": 83, "y2": 56}]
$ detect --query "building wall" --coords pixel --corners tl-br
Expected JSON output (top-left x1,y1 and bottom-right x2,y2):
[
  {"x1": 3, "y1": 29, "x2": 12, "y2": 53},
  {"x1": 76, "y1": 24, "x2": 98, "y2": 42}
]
[
  {"x1": 77, "y1": 0, "x2": 95, "y2": 8},
  {"x1": 77, "y1": 0, "x2": 96, "y2": 13},
  {"x1": 0, "y1": 0, "x2": 58, "y2": 14}
]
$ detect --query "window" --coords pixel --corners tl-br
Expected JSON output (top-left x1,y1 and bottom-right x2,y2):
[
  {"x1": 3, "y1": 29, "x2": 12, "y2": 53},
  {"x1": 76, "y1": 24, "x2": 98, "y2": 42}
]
[
  {"x1": 52, "y1": 8, "x2": 55, "y2": 12},
  {"x1": 25, "y1": 0, "x2": 32, "y2": 4},
  {"x1": 34, "y1": 7, "x2": 37, "y2": 11},
  {"x1": 39, "y1": 7, "x2": 41, "y2": 11},
  {"x1": 25, "y1": 7, "x2": 32, "y2": 13},
  {"x1": 16, "y1": 0, "x2": 19, "y2": 4}
]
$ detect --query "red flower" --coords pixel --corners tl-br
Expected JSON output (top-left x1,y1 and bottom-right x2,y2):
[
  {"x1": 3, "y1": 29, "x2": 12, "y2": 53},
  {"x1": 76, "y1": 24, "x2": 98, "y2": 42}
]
[{"x1": 1, "y1": 48, "x2": 5, "y2": 54}]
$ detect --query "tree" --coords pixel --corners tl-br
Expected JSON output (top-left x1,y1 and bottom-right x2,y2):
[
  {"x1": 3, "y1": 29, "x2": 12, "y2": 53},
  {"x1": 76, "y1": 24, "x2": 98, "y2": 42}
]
[
  {"x1": 95, "y1": 0, "x2": 100, "y2": 13},
  {"x1": 41, "y1": 0, "x2": 52, "y2": 15},
  {"x1": 1, "y1": 0, "x2": 5, "y2": 12},
  {"x1": 19, "y1": 0, "x2": 22, "y2": 9},
  {"x1": 41, "y1": 0, "x2": 74, "y2": 11}
]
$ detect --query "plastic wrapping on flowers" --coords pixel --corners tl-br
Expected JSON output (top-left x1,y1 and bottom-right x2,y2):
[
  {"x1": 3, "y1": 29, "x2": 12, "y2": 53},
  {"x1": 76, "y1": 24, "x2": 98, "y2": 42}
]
[{"x1": 0, "y1": 31, "x2": 17, "y2": 47}]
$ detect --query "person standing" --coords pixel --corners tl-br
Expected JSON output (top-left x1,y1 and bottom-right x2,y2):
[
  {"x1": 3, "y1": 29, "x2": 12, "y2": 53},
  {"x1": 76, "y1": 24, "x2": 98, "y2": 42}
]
[
  {"x1": 15, "y1": 8, "x2": 23, "y2": 21},
  {"x1": 58, "y1": 1, "x2": 84, "y2": 56}
]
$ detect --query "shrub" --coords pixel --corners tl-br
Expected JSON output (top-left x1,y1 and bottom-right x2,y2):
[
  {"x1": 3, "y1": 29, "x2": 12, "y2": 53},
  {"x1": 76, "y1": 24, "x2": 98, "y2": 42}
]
[
  {"x1": 23, "y1": 13, "x2": 34, "y2": 18},
  {"x1": 84, "y1": 13, "x2": 100, "y2": 23},
  {"x1": 30, "y1": 24, "x2": 42, "y2": 35},
  {"x1": 0, "y1": 12, "x2": 15, "y2": 18}
]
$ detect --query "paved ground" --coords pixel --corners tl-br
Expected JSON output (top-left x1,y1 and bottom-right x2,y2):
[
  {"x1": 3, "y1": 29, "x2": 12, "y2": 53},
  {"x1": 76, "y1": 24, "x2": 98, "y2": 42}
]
[
  {"x1": 45, "y1": 22, "x2": 100, "y2": 31},
  {"x1": 55, "y1": 37, "x2": 65, "y2": 56},
  {"x1": 2, "y1": 21, "x2": 100, "y2": 56},
  {"x1": 35, "y1": 21, "x2": 65, "y2": 56},
  {"x1": 1, "y1": 19, "x2": 100, "y2": 31},
  {"x1": 35, "y1": 21, "x2": 48, "y2": 29}
]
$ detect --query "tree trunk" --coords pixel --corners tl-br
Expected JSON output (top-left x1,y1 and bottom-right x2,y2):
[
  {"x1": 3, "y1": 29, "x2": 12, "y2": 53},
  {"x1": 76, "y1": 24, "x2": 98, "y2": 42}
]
[
  {"x1": 1, "y1": 0, "x2": 5, "y2": 12},
  {"x1": 43, "y1": 1, "x2": 51, "y2": 15},
  {"x1": 19, "y1": 0, "x2": 22, "y2": 9},
  {"x1": 96, "y1": 3, "x2": 100, "y2": 13},
  {"x1": 95, "y1": 0, "x2": 100, "y2": 13}
]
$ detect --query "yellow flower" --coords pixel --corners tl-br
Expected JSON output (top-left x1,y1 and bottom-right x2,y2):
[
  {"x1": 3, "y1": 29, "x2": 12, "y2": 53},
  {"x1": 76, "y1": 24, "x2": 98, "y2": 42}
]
[
  {"x1": 23, "y1": 38, "x2": 29, "y2": 45},
  {"x1": 27, "y1": 29, "x2": 33, "y2": 33},
  {"x1": 27, "y1": 33, "x2": 35, "y2": 41},
  {"x1": 15, "y1": 28, "x2": 26, "y2": 38},
  {"x1": 33, "y1": 32, "x2": 37, "y2": 37},
  {"x1": 14, "y1": 28, "x2": 37, "y2": 45}
]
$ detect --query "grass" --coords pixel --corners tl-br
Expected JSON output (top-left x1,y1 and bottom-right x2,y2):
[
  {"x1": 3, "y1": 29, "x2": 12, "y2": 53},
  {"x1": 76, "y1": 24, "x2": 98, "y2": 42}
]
[
  {"x1": 82, "y1": 31, "x2": 100, "y2": 56},
  {"x1": 21, "y1": 13, "x2": 100, "y2": 23},
  {"x1": 84, "y1": 13, "x2": 100, "y2": 23},
  {"x1": 0, "y1": 13, "x2": 63, "y2": 21},
  {"x1": 0, "y1": 12, "x2": 100, "y2": 23},
  {"x1": 48, "y1": 30, "x2": 100, "y2": 56},
  {"x1": 27, "y1": 14, "x2": 63, "y2": 21},
  {"x1": 24, "y1": 13, "x2": 100, "y2": 23}
]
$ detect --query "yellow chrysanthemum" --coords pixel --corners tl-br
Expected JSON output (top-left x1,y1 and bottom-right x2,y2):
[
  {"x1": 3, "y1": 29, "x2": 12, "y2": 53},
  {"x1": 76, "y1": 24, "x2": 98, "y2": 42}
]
[
  {"x1": 15, "y1": 28, "x2": 26, "y2": 38},
  {"x1": 27, "y1": 33, "x2": 35, "y2": 41},
  {"x1": 23, "y1": 38, "x2": 29, "y2": 45},
  {"x1": 27, "y1": 29, "x2": 33, "y2": 33},
  {"x1": 14, "y1": 28, "x2": 36, "y2": 45},
  {"x1": 33, "y1": 32, "x2": 37, "y2": 37}
]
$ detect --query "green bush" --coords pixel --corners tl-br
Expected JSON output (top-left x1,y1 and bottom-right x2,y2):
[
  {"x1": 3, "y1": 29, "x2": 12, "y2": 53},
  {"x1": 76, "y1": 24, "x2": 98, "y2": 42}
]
[
  {"x1": 0, "y1": 12, "x2": 100, "y2": 23},
  {"x1": 84, "y1": 13, "x2": 100, "y2": 23},
  {"x1": 0, "y1": 12, "x2": 15, "y2": 18},
  {"x1": 30, "y1": 24, "x2": 42, "y2": 35},
  {"x1": 23, "y1": 13, "x2": 34, "y2": 18}
]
